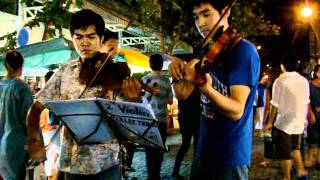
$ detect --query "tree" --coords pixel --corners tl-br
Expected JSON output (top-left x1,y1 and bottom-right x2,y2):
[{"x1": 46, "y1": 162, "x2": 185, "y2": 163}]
[
  {"x1": 97, "y1": 0, "x2": 280, "y2": 54},
  {"x1": 1, "y1": 0, "x2": 280, "y2": 56},
  {"x1": 21, "y1": 0, "x2": 82, "y2": 40},
  {"x1": 0, "y1": 0, "x2": 82, "y2": 54},
  {"x1": 0, "y1": 32, "x2": 17, "y2": 55}
]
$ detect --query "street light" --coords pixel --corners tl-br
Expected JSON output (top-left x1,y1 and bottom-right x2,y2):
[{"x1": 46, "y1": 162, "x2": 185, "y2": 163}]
[
  {"x1": 300, "y1": 6, "x2": 313, "y2": 18},
  {"x1": 295, "y1": 3, "x2": 316, "y2": 22},
  {"x1": 295, "y1": 3, "x2": 319, "y2": 63}
]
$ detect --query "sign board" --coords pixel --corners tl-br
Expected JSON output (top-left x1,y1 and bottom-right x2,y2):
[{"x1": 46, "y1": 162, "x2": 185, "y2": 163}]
[{"x1": 17, "y1": 28, "x2": 29, "y2": 47}]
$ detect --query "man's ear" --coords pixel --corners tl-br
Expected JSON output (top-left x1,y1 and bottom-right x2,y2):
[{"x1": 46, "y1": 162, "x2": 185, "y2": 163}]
[
  {"x1": 221, "y1": 6, "x2": 231, "y2": 19},
  {"x1": 280, "y1": 64, "x2": 286, "y2": 73},
  {"x1": 101, "y1": 35, "x2": 105, "y2": 44}
]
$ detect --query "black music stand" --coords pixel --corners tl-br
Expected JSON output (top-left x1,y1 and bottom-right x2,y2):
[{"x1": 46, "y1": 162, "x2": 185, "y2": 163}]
[{"x1": 45, "y1": 98, "x2": 164, "y2": 149}]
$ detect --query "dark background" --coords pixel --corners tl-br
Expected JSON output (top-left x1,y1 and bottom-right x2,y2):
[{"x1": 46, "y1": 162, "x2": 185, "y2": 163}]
[{"x1": 262, "y1": 0, "x2": 312, "y2": 67}]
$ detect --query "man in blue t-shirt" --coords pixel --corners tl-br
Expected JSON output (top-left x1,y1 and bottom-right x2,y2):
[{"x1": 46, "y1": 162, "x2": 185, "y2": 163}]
[{"x1": 169, "y1": 0, "x2": 260, "y2": 179}]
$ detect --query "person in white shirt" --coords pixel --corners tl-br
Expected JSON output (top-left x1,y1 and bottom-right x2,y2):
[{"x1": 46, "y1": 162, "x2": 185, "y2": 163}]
[{"x1": 265, "y1": 55, "x2": 309, "y2": 180}]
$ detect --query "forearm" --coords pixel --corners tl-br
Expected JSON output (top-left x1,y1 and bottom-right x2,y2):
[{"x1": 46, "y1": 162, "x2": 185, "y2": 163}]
[
  {"x1": 267, "y1": 105, "x2": 277, "y2": 125},
  {"x1": 203, "y1": 86, "x2": 245, "y2": 120},
  {"x1": 308, "y1": 104, "x2": 316, "y2": 123},
  {"x1": 27, "y1": 101, "x2": 45, "y2": 137},
  {"x1": 173, "y1": 79, "x2": 195, "y2": 100}
]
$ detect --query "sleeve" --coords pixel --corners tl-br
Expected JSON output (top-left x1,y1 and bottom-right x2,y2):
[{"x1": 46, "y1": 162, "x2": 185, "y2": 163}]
[
  {"x1": 270, "y1": 78, "x2": 281, "y2": 107},
  {"x1": 229, "y1": 40, "x2": 260, "y2": 87},
  {"x1": 305, "y1": 80, "x2": 310, "y2": 105},
  {"x1": 35, "y1": 68, "x2": 63, "y2": 104},
  {"x1": 19, "y1": 83, "x2": 34, "y2": 126}
]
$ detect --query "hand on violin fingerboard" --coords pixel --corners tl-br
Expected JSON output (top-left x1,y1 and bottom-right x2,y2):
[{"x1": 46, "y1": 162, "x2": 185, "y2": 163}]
[
  {"x1": 122, "y1": 77, "x2": 142, "y2": 102},
  {"x1": 198, "y1": 73, "x2": 213, "y2": 94},
  {"x1": 169, "y1": 59, "x2": 186, "y2": 80}
]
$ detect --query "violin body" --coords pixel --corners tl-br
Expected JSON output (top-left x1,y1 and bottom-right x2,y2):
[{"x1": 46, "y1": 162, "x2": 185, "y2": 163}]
[
  {"x1": 194, "y1": 27, "x2": 242, "y2": 87},
  {"x1": 79, "y1": 52, "x2": 131, "y2": 90},
  {"x1": 78, "y1": 52, "x2": 159, "y2": 96}
]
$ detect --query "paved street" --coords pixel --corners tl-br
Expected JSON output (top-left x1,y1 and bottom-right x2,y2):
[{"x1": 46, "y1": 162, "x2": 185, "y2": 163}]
[
  {"x1": 126, "y1": 131, "x2": 320, "y2": 180},
  {"x1": 27, "y1": 130, "x2": 320, "y2": 180}
]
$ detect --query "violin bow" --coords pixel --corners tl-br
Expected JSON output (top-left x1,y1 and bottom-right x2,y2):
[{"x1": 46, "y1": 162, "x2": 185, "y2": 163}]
[
  {"x1": 78, "y1": 52, "x2": 114, "y2": 98},
  {"x1": 195, "y1": 0, "x2": 238, "y2": 64}
]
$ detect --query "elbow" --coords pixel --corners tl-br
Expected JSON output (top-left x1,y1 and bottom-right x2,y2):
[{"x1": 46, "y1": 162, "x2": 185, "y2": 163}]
[
  {"x1": 229, "y1": 109, "x2": 244, "y2": 121},
  {"x1": 230, "y1": 114, "x2": 243, "y2": 121},
  {"x1": 175, "y1": 94, "x2": 188, "y2": 100}
]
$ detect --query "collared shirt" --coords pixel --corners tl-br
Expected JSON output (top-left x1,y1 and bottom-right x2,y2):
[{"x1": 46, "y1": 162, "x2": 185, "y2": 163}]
[
  {"x1": 36, "y1": 59, "x2": 119, "y2": 174},
  {"x1": 271, "y1": 71, "x2": 310, "y2": 134}
]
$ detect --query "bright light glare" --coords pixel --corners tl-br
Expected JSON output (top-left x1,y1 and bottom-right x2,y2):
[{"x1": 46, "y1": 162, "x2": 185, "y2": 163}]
[
  {"x1": 301, "y1": 6, "x2": 313, "y2": 17},
  {"x1": 257, "y1": 45, "x2": 262, "y2": 50}
]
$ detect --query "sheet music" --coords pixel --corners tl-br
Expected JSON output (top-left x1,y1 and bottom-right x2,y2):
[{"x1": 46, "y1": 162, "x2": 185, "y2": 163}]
[{"x1": 45, "y1": 98, "x2": 164, "y2": 148}]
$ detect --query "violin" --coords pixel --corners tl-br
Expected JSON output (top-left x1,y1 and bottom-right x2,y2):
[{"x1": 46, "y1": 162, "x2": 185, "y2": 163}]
[
  {"x1": 193, "y1": 0, "x2": 241, "y2": 87},
  {"x1": 78, "y1": 52, "x2": 158, "y2": 98}
]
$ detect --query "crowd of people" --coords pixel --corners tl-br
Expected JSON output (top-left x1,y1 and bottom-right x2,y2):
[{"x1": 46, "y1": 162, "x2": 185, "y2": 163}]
[{"x1": 0, "y1": 0, "x2": 318, "y2": 180}]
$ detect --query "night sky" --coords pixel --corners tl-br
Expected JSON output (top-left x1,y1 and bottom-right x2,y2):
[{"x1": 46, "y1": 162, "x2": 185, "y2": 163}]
[{"x1": 262, "y1": 0, "x2": 311, "y2": 66}]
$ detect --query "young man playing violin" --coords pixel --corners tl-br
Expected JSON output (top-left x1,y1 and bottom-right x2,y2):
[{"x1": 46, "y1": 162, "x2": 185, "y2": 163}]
[
  {"x1": 169, "y1": 0, "x2": 260, "y2": 179},
  {"x1": 26, "y1": 9, "x2": 142, "y2": 180}
]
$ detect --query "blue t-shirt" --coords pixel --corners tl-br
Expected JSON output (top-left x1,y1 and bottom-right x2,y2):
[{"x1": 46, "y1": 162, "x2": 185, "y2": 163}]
[
  {"x1": 310, "y1": 82, "x2": 320, "y2": 121},
  {"x1": 256, "y1": 84, "x2": 266, "y2": 108},
  {"x1": 198, "y1": 39, "x2": 260, "y2": 167},
  {"x1": 0, "y1": 78, "x2": 33, "y2": 179}
]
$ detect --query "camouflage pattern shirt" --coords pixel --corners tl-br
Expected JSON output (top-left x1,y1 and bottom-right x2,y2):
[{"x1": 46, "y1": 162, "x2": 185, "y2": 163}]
[{"x1": 36, "y1": 60, "x2": 119, "y2": 174}]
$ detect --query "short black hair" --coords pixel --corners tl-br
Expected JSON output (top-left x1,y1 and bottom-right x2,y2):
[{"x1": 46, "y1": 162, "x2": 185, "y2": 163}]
[
  {"x1": 70, "y1": 9, "x2": 105, "y2": 38},
  {"x1": 44, "y1": 71, "x2": 54, "y2": 82},
  {"x1": 191, "y1": 0, "x2": 232, "y2": 13},
  {"x1": 103, "y1": 29, "x2": 118, "y2": 43},
  {"x1": 149, "y1": 54, "x2": 163, "y2": 71},
  {"x1": 313, "y1": 65, "x2": 320, "y2": 79},
  {"x1": 4, "y1": 50, "x2": 24, "y2": 72},
  {"x1": 281, "y1": 54, "x2": 299, "y2": 72}
]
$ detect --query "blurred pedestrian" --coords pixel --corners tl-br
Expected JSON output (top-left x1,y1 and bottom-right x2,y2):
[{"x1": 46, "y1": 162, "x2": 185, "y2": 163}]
[
  {"x1": 142, "y1": 54, "x2": 173, "y2": 180},
  {"x1": 172, "y1": 89, "x2": 200, "y2": 179},
  {"x1": 101, "y1": 29, "x2": 137, "y2": 174},
  {"x1": 265, "y1": 55, "x2": 309, "y2": 180},
  {"x1": 0, "y1": 50, "x2": 33, "y2": 180},
  {"x1": 305, "y1": 65, "x2": 320, "y2": 168}
]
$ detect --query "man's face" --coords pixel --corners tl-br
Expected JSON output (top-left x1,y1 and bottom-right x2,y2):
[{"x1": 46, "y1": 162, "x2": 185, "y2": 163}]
[
  {"x1": 101, "y1": 38, "x2": 118, "y2": 54},
  {"x1": 72, "y1": 25, "x2": 102, "y2": 60},
  {"x1": 193, "y1": 3, "x2": 224, "y2": 38}
]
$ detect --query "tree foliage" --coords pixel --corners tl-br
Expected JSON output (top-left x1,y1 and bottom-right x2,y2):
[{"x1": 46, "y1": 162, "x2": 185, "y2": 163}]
[
  {"x1": 21, "y1": 0, "x2": 82, "y2": 39},
  {"x1": 1, "y1": 0, "x2": 280, "y2": 54},
  {"x1": 231, "y1": 0, "x2": 280, "y2": 41},
  {"x1": 0, "y1": 32, "x2": 17, "y2": 55},
  {"x1": 0, "y1": 0, "x2": 82, "y2": 54},
  {"x1": 101, "y1": 0, "x2": 280, "y2": 52}
]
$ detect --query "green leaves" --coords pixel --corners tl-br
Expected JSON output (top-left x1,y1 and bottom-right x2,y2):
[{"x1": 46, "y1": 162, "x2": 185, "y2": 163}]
[
  {"x1": 231, "y1": 0, "x2": 280, "y2": 41},
  {"x1": 0, "y1": 32, "x2": 17, "y2": 54},
  {"x1": 22, "y1": 0, "x2": 81, "y2": 37}
]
